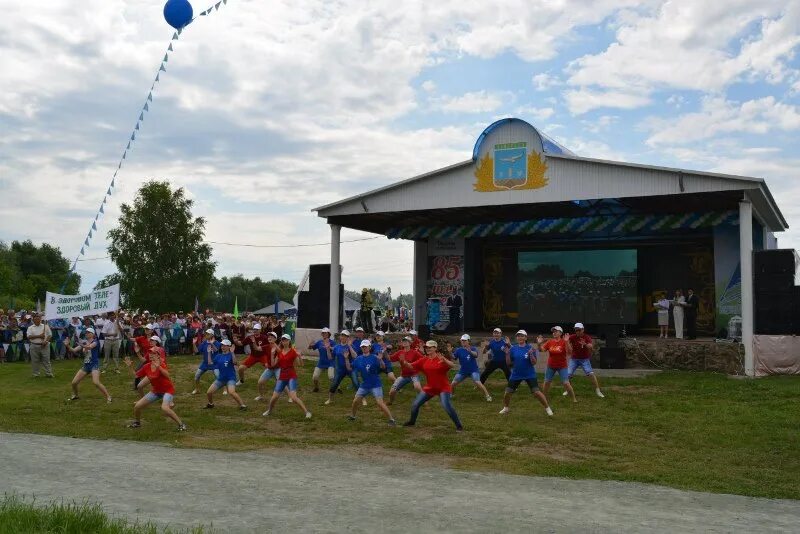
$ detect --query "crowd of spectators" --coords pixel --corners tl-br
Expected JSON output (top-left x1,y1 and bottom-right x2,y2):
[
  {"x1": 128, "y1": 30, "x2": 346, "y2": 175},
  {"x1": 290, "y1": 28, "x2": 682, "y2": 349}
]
[{"x1": 0, "y1": 308, "x2": 291, "y2": 365}]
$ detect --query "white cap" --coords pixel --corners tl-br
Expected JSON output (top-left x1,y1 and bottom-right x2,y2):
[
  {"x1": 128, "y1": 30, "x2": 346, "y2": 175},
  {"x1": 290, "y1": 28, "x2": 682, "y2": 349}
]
[
  {"x1": 150, "y1": 335, "x2": 161, "y2": 342},
  {"x1": 340, "y1": 329, "x2": 351, "y2": 336},
  {"x1": 253, "y1": 324, "x2": 262, "y2": 330},
  {"x1": 143, "y1": 310, "x2": 150, "y2": 314},
  {"x1": 460, "y1": 334, "x2": 471, "y2": 341},
  {"x1": 360, "y1": 340, "x2": 372, "y2": 347},
  {"x1": 492, "y1": 327, "x2": 502, "y2": 333},
  {"x1": 516, "y1": 329, "x2": 528, "y2": 337},
  {"x1": 402, "y1": 336, "x2": 412, "y2": 342},
  {"x1": 376, "y1": 330, "x2": 385, "y2": 336},
  {"x1": 145, "y1": 323, "x2": 154, "y2": 330},
  {"x1": 281, "y1": 334, "x2": 291, "y2": 340},
  {"x1": 551, "y1": 326, "x2": 564, "y2": 333},
  {"x1": 267, "y1": 331, "x2": 278, "y2": 338},
  {"x1": 425, "y1": 340, "x2": 438, "y2": 348},
  {"x1": 409, "y1": 330, "x2": 417, "y2": 335},
  {"x1": 321, "y1": 327, "x2": 331, "y2": 334},
  {"x1": 221, "y1": 339, "x2": 232, "y2": 346},
  {"x1": 85, "y1": 328, "x2": 96, "y2": 335},
  {"x1": 574, "y1": 322, "x2": 585, "y2": 330},
  {"x1": 205, "y1": 328, "x2": 215, "y2": 335},
  {"x1": 355, "y1": 327, "x2": 365, "y2": 332}
]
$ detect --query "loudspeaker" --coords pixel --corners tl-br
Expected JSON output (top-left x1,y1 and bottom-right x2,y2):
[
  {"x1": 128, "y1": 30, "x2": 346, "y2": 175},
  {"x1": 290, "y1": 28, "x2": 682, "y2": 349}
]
[
  {"x1": 754, "y1": 250, "x2": 798, "y2": 275},
  {"x1": 754, "y1": 272, "x2": 794, "y2": 291},
  {"x1": 417, "y1": 325, "x2": 431, "y2": 341},
  {"x1": 296, "y1": 264, "x2": 343, "y2": 329},
  {"x1": 599, "y1": 347, "x2": 626, "y2": 369}
]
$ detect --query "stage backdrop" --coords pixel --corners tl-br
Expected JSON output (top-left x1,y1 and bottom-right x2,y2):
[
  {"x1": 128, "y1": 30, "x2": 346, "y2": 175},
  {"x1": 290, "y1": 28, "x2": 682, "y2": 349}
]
[{"x1": 427, "y1": 238, "x2": 464, "y2": 333}]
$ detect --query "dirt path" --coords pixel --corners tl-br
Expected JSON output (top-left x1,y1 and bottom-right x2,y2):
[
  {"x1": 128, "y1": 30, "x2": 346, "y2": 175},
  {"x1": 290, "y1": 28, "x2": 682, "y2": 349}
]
[{"x1": 2, "y1": 432, "x2": 798, "y2": 533}]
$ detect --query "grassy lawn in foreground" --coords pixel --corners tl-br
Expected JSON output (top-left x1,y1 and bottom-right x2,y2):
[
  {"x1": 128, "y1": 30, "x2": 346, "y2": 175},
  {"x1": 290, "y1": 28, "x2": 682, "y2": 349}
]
[
  {"x1": 0, "y1": 494, "x2": 207, "y2": 534},
  {"x1": 0, "y1": 356, "x2": 798, "y2": 500}
]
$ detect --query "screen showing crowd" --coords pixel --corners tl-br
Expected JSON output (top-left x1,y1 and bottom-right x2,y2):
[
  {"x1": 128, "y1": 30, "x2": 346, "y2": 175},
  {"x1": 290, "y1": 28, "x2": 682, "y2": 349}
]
[{"x1": 517, "y1": 249, "x2": 638, "y2": 324}]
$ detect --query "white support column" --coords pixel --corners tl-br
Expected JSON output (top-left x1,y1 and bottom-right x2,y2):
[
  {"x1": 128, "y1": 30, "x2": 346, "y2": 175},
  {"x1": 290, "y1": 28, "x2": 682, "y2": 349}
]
[
  {"x1": 739, "y1": 200, "x2": 755, "y2": 376},
  {"x1": 329, "y1": 224, "x2": 341, "y2": 333},
  {"x1": 412, "y1": 240, "x2": 427, "y2": 329}
]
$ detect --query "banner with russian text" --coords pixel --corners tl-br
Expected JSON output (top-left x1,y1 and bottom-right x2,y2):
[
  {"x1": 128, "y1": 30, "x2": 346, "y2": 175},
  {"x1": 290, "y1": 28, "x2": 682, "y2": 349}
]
[{"x1": 45, "y1": 284, "x2": 121, "y2": 320}]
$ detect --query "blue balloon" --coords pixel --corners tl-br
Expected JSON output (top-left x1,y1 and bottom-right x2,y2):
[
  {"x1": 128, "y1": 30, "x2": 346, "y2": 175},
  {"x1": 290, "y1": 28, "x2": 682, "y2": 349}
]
[{"x1": 164, "y1": 0, "x2": 193, "y2": 30}]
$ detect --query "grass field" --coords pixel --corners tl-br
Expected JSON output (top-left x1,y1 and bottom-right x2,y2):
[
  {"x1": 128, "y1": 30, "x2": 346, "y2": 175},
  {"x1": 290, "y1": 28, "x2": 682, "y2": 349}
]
[
  {"x1": 0, "y1": 356, "x2": 798, "y2": 500},
  {"x1": 0, "y1": 494, "x2": 206, "y2": 534}
]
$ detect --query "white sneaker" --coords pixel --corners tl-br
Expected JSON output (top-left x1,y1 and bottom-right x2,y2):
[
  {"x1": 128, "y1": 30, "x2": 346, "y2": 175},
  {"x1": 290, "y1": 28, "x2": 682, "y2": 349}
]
[
  {"x1": 262, "y1": 409, "x2": 271, "y2": 417},
  {"x1": 235, "y1": 381, "x2": 243, "y2": 386},
  {"x1": 485, "y1": 395, "x2": 492, "y2": 402},
  {"x1": 288, "y1": 397, "x2": 294, "y2": 403},
  {"x1": 324, "y1": 399, "x2": 332, "y2": 406},
  {"x1": 106, "y1": 397, "x2": 112, "y2": 404},
  {"x1": 222, "y1": 391, "x2": 228, "y2": 396},
  {"x1": 190, "y1": 389, "x2": 198, "y2": 395},
  {"x1": 562, "y1": 390, "x2": 569, "y2": 396},
  {"x1": 596, "y1": 389, "x2": 605, "y2": 398},
  {"x1": 498, "y1": 407, "x2": 509, "y2": 415},
  {"x1": 254, "y1": 395, "x2": 263, "y2": 401},
  {"x1": 305, "y1": 412, "x2": 312, "y2": 419},
  {"x1": 545, "y1": 407, "x2": 554, "y2": 416},
  {"x1": 362, "y1": 399, "x2": 367, "y2": 406}
]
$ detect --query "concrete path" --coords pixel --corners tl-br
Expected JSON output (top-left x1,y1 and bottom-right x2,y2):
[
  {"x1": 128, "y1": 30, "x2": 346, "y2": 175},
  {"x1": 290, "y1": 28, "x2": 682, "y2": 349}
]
[{"x1": 2, "y1": 432, "x2": 798, "y2": 533}]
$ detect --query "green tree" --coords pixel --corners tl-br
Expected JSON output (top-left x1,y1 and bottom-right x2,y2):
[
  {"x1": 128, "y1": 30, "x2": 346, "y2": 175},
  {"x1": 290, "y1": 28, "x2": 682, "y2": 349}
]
[
  {"x1": 208, "y1": 275, "x2": 297, "y2": 312},
  {"x1": 107, "y1": 181, "x2": 216, "y2": 312},
  {"x1": 0, "y1": 240, "x2": 80, "y2": 305}
]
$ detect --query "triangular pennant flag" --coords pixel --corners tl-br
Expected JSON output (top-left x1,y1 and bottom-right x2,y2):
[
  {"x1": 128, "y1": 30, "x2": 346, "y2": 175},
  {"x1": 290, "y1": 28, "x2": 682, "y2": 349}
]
[
  {"x1": 177, "y1": 28, "x2": 183, "y2": 35},
  {"x1": 135, "y1": 122, "x2": 140, "y2": 131},
  {"x1": 92, "y1": 222, "x2": 97, "y2": 231},
  {"x1": 81, "y1": 245, "x2": 86, "y2": 254},
  {"x1": 163, "y1": 53, "x2": 169, "y2": 63},
  {"x1": 126, "y1": 141, "x2": 131, "y2": 150},
  {"x1": 103, "y1": 196, "x2": 107, "y2": 204},
  {"x1": 107, "y1": 187, "x2": 112, "y2": 196},
  {"x1": 216, "y1": 2, "x2": 221, "y2": 10},
  {"x1": 111, "y1": 178, "x2": 115, "y2": 188},
  {"x1": 155, "y1": 73, "x2": 160, "y2": 82},
  {"x1": 224, "y1": 0, "x2": 228, "y2": 4},
  {"x1": 147, "y1": 92, "x2": 153, "y2": 102},
  {"x1": 88, "y1": 229, "x2": 93, "y2": 239},
  {"x1": 172, "y1": 32, "x2": 178, "y2": 40},
  {"x1": 118, "y1": 161, "x2": 122, "y2": 169},
  {"x1": 99, "y1": 205, "x2": 105, "y2": 214},
  {"x1": 144, "y1": 102, "x2": 149, "y2": 111},
  {"x1": 139, "y1": 112, "x2": 144, "y2": 121},
  {"x1": 200, "y1": 10, "x2": 207, "y2": 16},
  {"x1": 131, "y1": 132, "x2": 136, "y2": 141},
  {"x1": 159, "y1": 63, "x2": 166, "y2": 72},
  {"x1": 123, "y1": 151, "x2": 127, "y2": 159},
  {"x1": 95, "y1": 213, "x2": 99, "y2": 221},
  {"x1": 168, "y1": 43, "x2": 173, "y2": 52}
]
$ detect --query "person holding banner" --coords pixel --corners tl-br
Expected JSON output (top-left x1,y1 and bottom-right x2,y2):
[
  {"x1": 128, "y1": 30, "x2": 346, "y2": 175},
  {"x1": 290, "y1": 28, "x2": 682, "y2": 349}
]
[
  {"x1": 27, "y1": 313, "x2": 53, "y2": 378},
  {"x1": 64, "y1": 328, "x2": 112, "y2": 403}
]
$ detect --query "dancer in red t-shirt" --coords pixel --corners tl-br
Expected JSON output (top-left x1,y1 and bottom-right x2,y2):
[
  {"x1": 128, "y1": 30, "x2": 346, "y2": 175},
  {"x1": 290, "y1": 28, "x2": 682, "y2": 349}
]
[
  {"x1": 387, "y1": 336, "x2": 424, "y2": 405},
  {"x1": 565, "y1": 323, "x2": 605, "y2": 398},
  {"x1": 399, "y1": 340, "x2": 463, "y2": 431},
  {"x1": 123, "y1": 352, "x2": 186, "y2": 431},
  {"x1": 236, "y1": 324, "x2": 270, "y2": 386},
  {"x1": 537, "y1": 326, "x2": 576, "y2": 402},
  {"x1": 262, "y1": 335, "x2": 312, "y2": 419}
]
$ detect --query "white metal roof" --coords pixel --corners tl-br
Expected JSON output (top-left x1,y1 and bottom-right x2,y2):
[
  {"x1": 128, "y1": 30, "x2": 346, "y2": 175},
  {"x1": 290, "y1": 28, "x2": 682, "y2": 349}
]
[{"x1": 315, "y1": 152, "x2": 788, "y2": 232}]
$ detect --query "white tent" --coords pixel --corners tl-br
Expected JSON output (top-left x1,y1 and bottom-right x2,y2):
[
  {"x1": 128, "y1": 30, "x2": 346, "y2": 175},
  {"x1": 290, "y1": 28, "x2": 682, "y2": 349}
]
[{"x1": 253, "y1": 301, "x2": 295, "y2": 315}]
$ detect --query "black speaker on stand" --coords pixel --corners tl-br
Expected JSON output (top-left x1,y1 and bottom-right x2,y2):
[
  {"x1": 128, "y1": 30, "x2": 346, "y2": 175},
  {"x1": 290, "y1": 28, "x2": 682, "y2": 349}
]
[{"x1": 296, "y1": 264, "x2": 343, "y2": 329}]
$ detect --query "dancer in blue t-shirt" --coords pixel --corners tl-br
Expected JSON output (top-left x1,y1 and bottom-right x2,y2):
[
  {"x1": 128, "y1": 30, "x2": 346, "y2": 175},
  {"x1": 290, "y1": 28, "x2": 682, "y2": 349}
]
[
  {"x1": 480, "y1": 328, "x2": 511, "y2": 383},
  {"x1": 192, "y1": 328, "x2": 221, "y2": 395},
  {"x1": 371, "y1": 331, "x2": 397, "y2": 384},
  {"x1": 326, "y1": 330, "x2": 360, "y2": 406},
  {"x1": 65, "y1": 328, "x2": 112, "y2": 403},
  {"x1": 205, "y1": 340, "x2": 247, "y2": 410},
  {"x1": 450, "y1": 334, "x2": 492, "y2": 402},
  {"x1": 499, "y1": 330, "x2": 553, "y2": 417},
  {"x1": 309, "y1": 327, "x2": 335, "y2": 392},
  {"x1": 348, "y1": 340, "x2": 396, "y2": 426}
]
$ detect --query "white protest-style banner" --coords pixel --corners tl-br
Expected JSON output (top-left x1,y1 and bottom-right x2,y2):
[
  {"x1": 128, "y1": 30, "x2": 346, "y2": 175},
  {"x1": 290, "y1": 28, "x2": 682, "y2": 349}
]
[{"x1": 45, "y1": 284, "x2": 121, "y2": 320}]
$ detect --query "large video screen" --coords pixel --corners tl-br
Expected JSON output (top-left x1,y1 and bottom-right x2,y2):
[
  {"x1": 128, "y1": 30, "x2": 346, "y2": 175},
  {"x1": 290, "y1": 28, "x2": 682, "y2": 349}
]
[{"x1": 518, "y1": 249, "x2": 638, "y2": 324}]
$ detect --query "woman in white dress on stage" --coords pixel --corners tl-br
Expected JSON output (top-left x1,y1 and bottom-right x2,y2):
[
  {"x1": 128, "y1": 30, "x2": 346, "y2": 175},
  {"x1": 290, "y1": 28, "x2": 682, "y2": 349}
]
[{"x1": 672, "y1": 289, "x2": 686, "y2": 339}]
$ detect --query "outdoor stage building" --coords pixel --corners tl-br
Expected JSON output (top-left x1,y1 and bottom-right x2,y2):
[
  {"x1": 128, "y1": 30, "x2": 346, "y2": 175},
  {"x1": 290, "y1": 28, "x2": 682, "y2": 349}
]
[{"x1": 314, "y1": 118, "x2": 790, "y2": 377}]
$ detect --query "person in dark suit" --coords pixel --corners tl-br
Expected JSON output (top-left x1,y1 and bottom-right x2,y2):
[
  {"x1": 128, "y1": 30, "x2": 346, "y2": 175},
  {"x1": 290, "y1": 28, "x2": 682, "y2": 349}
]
[
  {"x1": 445, "y1": 288, "x2": 463, "y2": 333},
  {"x1": 684, "y1": 288, "x2": 700, "y2": 340}
]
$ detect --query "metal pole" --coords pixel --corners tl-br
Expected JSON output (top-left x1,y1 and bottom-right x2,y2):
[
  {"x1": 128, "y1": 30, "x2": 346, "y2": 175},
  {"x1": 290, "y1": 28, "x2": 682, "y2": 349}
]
[
  {"x1": 329, "y1": 225, "x2": 341, "y2": 332},
  {"x1": 739, "y1": 199, "x2": 754, "y2": 376}
]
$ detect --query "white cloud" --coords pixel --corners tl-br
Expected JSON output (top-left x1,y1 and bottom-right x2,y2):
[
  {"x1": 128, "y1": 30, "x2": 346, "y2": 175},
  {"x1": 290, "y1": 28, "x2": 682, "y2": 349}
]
[
  {"x1": 421, "y1": 80, "x2": 437, "y2": 92},
  {"x1": 437, "y1": 90, "x2": 507, "y2": 113},
  {"x1": 644, "y1": 96, "x2": 800, "y2": 146},
  {"x1": 515, "y1": 105, "x2": 555, "y2": 122},
  {"x1": 581, "y1": 115, "x2": 618, "y2": 133},
  {"x1": 563, "y1": 88, "x2": 651, "y2": 114},
  {"x1": 531, "y1": 72, "x2": 560, "y2": 91},
  {"x1": 564, "y1": 1, "x2": 800, "y2": 112}
]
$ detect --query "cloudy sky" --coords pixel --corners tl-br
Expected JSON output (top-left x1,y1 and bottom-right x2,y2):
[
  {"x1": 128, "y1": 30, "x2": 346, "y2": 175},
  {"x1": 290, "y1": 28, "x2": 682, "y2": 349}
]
[{"x1": 1, "y1": 0, "x2": 798, "y2": 298}]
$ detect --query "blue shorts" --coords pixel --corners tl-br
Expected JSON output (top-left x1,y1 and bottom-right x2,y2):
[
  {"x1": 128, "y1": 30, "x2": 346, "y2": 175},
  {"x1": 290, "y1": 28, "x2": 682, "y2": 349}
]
[
  {"x1": 568, "y1": 358, "x2": 594, "y2": 377},
  {"x1": 259, "y1": 368, "x2": 281, "y2": 382},
  {"x1": 213, "y1": 379, "x2": 237, "y2": 389},
  {"x1": 82, "y1": 362, "x2": 100, "y2": 374},
  {"x1": 274, "y1": 378, "x2": 298, "y2": 393},
  {"x1": 453, "y1": 371, "x2": 481, "y2": 384},
  {"x1": 356, "y1": 386, "x2": 383, "y2": 398},
  {"x1": 391, "y1": 375, "x2": 420, "y2": 391},
  {"x1": 544, "y1": 367, "x2": 570, "y2": 383},
  {"x1": 506, "y1": 377, "x2": 540, "y2": 393},
  {"x1": 144, "y1": 392, "x2": 174, "y2": 404}
]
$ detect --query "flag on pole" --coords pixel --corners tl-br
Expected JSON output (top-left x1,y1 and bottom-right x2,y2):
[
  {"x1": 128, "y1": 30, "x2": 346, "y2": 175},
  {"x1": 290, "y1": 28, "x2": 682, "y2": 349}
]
[
  {"x1": 36, "y1": 299, "x2": 41, "y2": 313},
  {"x1": 233, "y1": 297, "x2": 239, "y2": 320},
  {"x1": 194, "y1": 296, "x2": 199, "y2": 313}
]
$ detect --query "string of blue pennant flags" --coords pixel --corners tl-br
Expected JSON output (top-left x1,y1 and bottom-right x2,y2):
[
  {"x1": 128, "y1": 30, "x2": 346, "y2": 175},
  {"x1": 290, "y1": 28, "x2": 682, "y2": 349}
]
[{"x1": 63, "y1": 0, "x2": 231, "y2": 291}]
